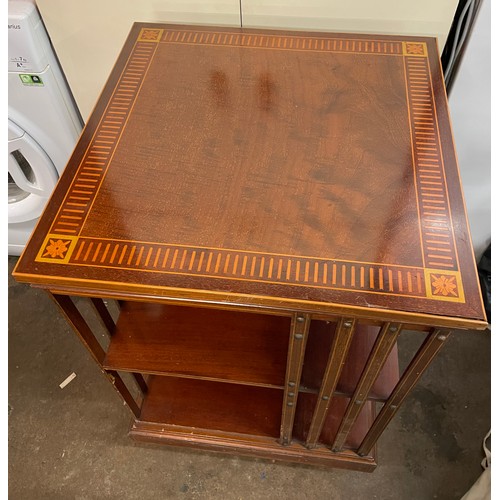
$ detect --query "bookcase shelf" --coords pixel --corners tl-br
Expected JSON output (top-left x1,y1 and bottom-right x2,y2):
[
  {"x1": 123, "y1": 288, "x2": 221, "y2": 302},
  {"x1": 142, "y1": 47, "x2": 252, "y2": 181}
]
[
  {"x1": 130, "y1": 374, "x2": 377, "y2": 469},
  {"x1": 138, "y1": 376, "x2": 283, "y2": 438},
  {"x1": 104, "y1": 302, "x2": 290, "y2": 388}
]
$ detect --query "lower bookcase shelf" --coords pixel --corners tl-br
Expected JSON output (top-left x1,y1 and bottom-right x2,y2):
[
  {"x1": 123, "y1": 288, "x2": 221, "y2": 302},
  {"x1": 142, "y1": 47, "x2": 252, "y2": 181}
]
[
  {"x1": 138, "y1": 376, "x2": 283, "y2": 438},
  {"x1": 129, "y1": 375, "x2": 377, "y2": 471}
]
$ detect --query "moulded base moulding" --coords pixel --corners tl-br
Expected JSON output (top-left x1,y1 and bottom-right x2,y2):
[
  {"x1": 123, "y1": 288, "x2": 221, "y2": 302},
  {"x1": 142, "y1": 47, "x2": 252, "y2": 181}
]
[{"x1": 129, "y1": 420, "x2": 377, "y2": 472}]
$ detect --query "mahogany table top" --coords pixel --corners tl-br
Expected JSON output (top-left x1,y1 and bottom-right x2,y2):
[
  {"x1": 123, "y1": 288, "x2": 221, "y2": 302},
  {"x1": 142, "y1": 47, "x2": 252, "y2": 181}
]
[{"x1": 13, "y1": 23, "x2": 486, "y2": 328}]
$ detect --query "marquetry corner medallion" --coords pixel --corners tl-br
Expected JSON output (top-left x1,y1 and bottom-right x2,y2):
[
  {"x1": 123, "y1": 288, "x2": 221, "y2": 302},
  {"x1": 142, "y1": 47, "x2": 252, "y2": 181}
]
[
  {"x1": 403, "y1": 42, "x2": 428, "y2": 57},
  {"x1": 36, "y1": 235, "x2": 78, "y2": 264},
  {"x1": 424, "y1": 269, "x2": 464, "y2": 303},
  {"x1": 138, "y1": 28, "x2": 163, "y2": 42}
]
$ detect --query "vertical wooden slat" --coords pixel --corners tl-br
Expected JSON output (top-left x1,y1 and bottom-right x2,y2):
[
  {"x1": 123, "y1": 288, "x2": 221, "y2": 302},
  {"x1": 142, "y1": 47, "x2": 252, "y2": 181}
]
[
  {"x1": 90, "y1": 297, "x2": 116, "y2": 335},
  {"x1": 51, "y1": 293, "x2": 106, "y2": 365},
  {"x1": 90, "y1": 297, "x2": 148, "y2": 394},
  {"x1": 331, "y1": 322, "x2": 401, "y2": 452},
  {"x1": 280, "y1": 312, "x2": 310, "y2": 445},
  {"x1": 106, "y1": 370, "x2": 141, "y2": 418},
  {"x1": 131, "y1": 373, "x2": 148, "y2": 394},
  {"x1": 357, "y1": 328, "x2": 451, "y2": 456},
  {"x1": 50, "y1": 293, "x2": 141, "y2": 418},
  {"x1": 305, "y1": 317, "x2": 356, "y2": 448}
]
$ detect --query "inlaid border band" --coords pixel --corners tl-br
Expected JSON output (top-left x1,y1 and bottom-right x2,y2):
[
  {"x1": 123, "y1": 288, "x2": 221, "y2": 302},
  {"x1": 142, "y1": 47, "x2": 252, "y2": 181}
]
[
  {"x1": 42, "y1": 235, "x2": 428, "y2": 298},
  {"x1": 159, "y1": 29, "x2": 404, "y2": 55},
  {"x1": 49, "y1": 39, "x2": 159, "y2": 236},
  {"x1": 404, "y1": 56, "x2": 458, "y2": 271}
]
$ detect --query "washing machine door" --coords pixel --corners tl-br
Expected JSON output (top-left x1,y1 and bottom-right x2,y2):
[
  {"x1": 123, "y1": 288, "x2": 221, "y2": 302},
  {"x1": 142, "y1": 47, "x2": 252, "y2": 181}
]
[{"x1": 8, "y1": 119, "x2": 59, "y2": 223}]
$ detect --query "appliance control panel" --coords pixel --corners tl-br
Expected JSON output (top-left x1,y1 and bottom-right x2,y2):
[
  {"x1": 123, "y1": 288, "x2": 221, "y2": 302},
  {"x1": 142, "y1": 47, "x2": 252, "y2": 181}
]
[{"x1": 9, "y1": 0, "x2": 49, "y2": 73}]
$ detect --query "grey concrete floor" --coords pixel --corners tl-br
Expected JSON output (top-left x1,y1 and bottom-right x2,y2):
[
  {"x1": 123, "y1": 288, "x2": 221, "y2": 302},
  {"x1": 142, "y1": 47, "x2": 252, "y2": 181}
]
[{"x1": 8, "y1": 255, "x2": 490, "y2": 499}]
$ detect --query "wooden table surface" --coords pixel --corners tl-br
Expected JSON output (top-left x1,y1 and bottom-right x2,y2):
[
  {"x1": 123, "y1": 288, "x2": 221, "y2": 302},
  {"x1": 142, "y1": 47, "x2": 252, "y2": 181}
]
[{"x1": 13, "y1": 23, "x2": 486, "y2": 328}]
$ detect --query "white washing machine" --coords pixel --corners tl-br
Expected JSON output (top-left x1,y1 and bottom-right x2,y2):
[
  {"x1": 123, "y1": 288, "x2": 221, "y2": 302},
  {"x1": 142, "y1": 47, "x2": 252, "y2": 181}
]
[{"x1": 8, "y1": 0, "x2": 83, "y2": 255}]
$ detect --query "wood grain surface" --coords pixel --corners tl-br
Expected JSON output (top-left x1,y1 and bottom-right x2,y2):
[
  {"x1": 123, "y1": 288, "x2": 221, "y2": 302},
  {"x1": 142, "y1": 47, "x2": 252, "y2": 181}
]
[{"x1": 13, "y1": 23, "x2": 486, "y2": 326}]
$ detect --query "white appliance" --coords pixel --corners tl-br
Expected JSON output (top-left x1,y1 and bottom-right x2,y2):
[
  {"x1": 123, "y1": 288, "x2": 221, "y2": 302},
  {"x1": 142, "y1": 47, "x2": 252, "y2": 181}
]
[{"x1": 8, "y1": 0, "x2": 83, "y2": 255}]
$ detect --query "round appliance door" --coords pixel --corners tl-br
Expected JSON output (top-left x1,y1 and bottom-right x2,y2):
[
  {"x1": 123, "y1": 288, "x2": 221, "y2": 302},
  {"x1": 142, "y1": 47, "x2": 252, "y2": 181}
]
[{"x1": 8, "y1": 119, "x2": 59, "y2": 223}]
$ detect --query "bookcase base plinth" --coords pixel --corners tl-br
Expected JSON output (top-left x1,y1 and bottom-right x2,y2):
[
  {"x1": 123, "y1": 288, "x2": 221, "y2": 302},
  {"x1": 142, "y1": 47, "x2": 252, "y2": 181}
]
[{"x1": 129, "y1": 419, "x2": 377, "y2": 472}]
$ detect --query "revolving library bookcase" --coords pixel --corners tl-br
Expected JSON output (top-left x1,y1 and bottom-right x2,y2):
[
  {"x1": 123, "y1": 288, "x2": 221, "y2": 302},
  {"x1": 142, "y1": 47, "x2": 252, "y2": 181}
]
[{"x1": 13, "y1": 24, "x2": 487, "y2": 472}]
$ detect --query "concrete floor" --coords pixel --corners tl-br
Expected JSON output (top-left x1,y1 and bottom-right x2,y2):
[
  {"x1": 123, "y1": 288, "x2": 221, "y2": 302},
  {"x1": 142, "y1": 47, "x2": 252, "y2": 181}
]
[{"x1": 8, "y1": 255, "x2": 490, "y2": 499}]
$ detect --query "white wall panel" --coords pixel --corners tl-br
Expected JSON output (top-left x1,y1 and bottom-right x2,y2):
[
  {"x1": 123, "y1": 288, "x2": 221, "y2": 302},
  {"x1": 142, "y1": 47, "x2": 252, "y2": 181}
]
[
  {"x1": 36, "y1": 0, "x2": 241, "y2": 120},
  {"x1": 241, "y1": 0, "x2": 458, "y2": 52}
]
